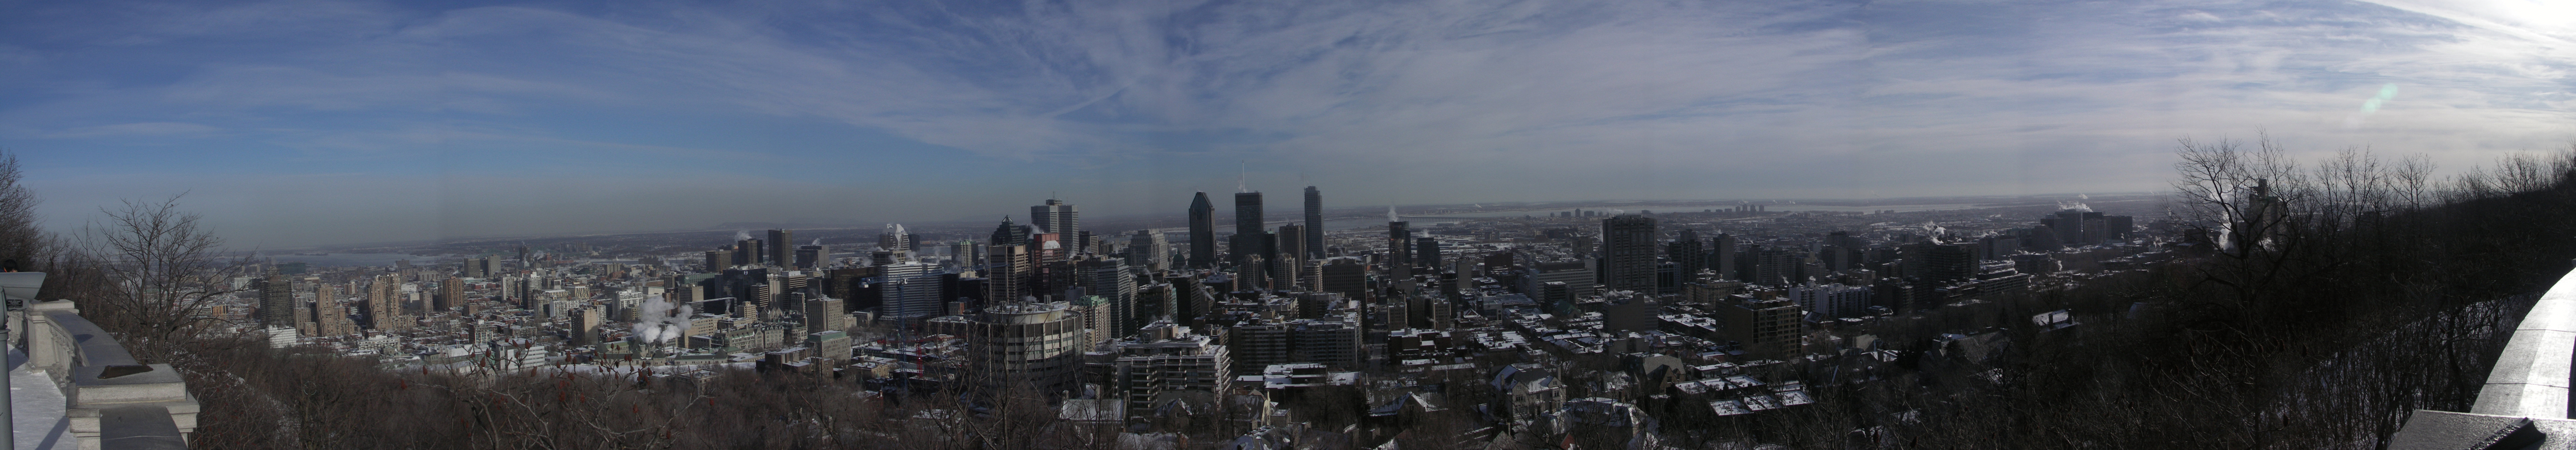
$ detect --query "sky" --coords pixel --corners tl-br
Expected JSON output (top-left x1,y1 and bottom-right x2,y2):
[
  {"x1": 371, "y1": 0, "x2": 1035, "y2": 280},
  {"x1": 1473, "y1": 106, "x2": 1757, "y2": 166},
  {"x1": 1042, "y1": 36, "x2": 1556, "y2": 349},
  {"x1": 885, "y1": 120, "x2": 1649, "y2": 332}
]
[{"x1": 4, "y1": 0, "x2": 2573, "y2": 249}]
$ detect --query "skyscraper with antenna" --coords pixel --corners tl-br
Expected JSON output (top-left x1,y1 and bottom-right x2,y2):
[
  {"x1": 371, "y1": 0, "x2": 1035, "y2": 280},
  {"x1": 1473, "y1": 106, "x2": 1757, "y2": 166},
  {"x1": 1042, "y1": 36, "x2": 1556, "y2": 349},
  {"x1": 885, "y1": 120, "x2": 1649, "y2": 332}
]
[{"x1": 1235, "y1": 191, "x2": 1270, "y2": 275}]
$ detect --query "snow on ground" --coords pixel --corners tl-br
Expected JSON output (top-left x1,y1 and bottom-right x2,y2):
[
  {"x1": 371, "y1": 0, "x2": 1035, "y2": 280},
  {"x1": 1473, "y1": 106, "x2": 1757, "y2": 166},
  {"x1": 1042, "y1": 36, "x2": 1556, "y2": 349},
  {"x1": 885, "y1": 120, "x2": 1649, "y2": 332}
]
[{"x1": 10, "y1": 347, "x2": 70, "y2": 450}]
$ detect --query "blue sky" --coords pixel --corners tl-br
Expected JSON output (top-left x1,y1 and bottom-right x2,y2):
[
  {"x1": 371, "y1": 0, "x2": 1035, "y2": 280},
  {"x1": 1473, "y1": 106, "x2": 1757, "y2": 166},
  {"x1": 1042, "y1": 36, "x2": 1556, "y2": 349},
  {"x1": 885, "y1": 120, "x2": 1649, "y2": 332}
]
[{"x1": 5, "y1": 0, "x2": 2573, "y2": 248}]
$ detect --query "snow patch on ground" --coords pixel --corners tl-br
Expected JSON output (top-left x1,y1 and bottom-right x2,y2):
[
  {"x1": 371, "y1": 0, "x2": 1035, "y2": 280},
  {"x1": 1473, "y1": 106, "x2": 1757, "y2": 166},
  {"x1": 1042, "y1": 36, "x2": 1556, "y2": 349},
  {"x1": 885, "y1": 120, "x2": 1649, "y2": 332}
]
[{"x1": 10, "y1": 347, "x2": 71, "y2": 450}]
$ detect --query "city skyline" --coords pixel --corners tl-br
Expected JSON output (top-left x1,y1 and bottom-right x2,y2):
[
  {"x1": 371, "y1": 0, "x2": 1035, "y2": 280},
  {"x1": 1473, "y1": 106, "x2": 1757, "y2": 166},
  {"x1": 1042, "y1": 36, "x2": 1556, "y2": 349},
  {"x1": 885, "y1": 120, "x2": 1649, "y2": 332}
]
[{"x1": 9, "y1": 0, "x2": 2574, "y2": 249}]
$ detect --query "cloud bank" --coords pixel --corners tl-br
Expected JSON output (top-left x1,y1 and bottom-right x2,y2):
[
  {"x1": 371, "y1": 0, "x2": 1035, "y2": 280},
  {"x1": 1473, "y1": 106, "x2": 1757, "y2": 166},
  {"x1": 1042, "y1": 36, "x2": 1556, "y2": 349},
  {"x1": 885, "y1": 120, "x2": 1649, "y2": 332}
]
[{"x1": 4, "y1": 0, "x2": 2571, "y2": 247}]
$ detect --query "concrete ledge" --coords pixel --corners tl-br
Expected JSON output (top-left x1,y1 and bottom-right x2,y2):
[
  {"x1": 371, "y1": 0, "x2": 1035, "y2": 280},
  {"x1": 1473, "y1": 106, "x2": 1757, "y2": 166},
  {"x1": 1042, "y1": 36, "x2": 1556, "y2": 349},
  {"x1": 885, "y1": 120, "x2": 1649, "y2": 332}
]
[
  {"x1": 96, "y1": 405, "x2": 185, "y2": 450},
  {"x1": 2387, "y1": 410, "x2": 2546, "y2": 450},
  {"x1": 70, "y1": 364, "x2": 186, "y2": 405},
  {"x1": 2471, "y1": 269, "x2": 2576, "y2": 419}
]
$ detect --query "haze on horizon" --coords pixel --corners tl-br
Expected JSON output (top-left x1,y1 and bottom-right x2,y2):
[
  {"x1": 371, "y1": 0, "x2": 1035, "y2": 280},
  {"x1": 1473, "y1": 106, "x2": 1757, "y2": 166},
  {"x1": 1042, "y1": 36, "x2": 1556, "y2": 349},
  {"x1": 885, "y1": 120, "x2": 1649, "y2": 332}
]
[{"x1": 6, "y1": 0, "x2": 2572, "y2": 249}]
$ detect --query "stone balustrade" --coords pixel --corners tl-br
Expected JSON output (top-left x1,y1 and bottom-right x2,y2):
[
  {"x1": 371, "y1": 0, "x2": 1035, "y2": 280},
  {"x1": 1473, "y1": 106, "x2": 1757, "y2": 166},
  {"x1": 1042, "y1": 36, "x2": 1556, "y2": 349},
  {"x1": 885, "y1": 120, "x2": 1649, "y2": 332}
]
[{"x1": 20, "y1": 300, "x2": 196, "y2": 450}]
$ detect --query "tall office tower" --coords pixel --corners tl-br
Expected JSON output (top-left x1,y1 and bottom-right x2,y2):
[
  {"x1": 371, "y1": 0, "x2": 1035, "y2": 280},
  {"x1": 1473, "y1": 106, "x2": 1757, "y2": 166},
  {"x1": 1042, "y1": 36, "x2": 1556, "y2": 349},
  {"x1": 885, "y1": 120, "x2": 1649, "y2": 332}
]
[
  {"x1": 1415, "y1": 237, "x2": 1441, "y2": 270},
  {"x1": 990, "y1": 217, "x2": 1027, "y2": 247},
  {"x1": 880, "y1": 224, "x2": 911, "y2": 254},
  {"x1": 1320, "y1": 258, "x2": 1369, "y2": 301},
  {"x1": 796, "y1": 244, "x2": 823, "y2": 269},
  {"x1": 803, "y1": 297, "x2": 848, "y2": 334},
  {"x1": 987, "y1": 244, "x2": 1032, "y2": 303},
  {"x1": 438, "y1": 277, "x2": 464, "y2": 312},
  {"x1": 1080, "y1": 257, "x2": 1136, "y2": 337},
  {"x1": 1712, "y1": 233, "x2": 1739, "y2": 281},
  {"x1": 1600, "y1": 215, "x2": 1658, "y2": 293},
  {"x1": 1031, "y1": 199, "x2": 1083, "y2": 255},
  {"x1": 463, "y1": 258, "x2": 486, "y2": 278},
  {"x1": 950, "y1": 240, "x2": 984, "y2": 269},
  {"x1": 705, "y1": 248, "x2": 733, "y2": 272},
  {"x1": 1234, "y1": 192, "x2": 1265, "y2": 238},
  {"x1": 486, "y1": 254, "x2": 506, "y2": 275},
  {"x1": 965, "y1": 301, "x2": 1087, "y2": 397},
  {"x1": 1671, "y1": 229, "x2": 1705, "y2": 280},
  {"x1": 1269, "y1": 250, "x2": 1297, "y2": 291},
  {"x1": 738, "y1": 238, "x2": 765, "y2": 265},
  {"x1": 515, "y1": 244, "x2": 531, "y2": 268},
  {"x1": 1233, "y1": 192, "x2": 1271, "y2": 271},
  {"x1": 1386, "y1": 220, "x2": 1412, "y2": 277},
  {"x1": 259, "y1": 275, "x2": 296, "y2": 328},
  {"x1": 1275, "y1": 224, "x2": 1306, "y2": 287},
  {"x1": 769, "y1": 230, "x2": 796, "y2": 267},
  {"x1": 2051, "y1": 210, "x2": 2086, "y2": 246},
  {"x1": 1188, "y1": 192, "x2": 1217, "y2": 269},
  {"x1": 881, "y1": 262, "x2": 943, "y2": 320},
  {"x1": 1303, "y1": 186, "x2": 1325, "y2": 259},
  {"x1": 1126, "y1": 231, "x2": 1168, "y2": 273}
]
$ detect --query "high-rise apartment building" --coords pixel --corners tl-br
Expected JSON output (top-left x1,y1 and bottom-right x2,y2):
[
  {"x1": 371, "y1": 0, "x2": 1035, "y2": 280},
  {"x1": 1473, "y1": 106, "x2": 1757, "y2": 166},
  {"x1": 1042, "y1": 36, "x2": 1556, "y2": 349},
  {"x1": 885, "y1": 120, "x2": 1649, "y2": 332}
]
[
  {"x1": 1303, "y1": 186, "x2": 1324, "y2": 259},
  {"x1": 367, "y1": 275, "x2": 399, "y2": 330},
  {"x1": 1719, "y1": 295, "x2": 1803, "y2": 359},
  {"x1": 1671, "y1": 229, "x2": 1705, "y2": 280},
  {"x1": 1031, "y1": 199, "x2": 1083, "y2": 255},
  {"x1": 1600, "y1": 215, "x2": 1658, "y2": 293},
  {"x1": 1109, "y1": 321, "x2": 1232, "y2": 414},
  {"x1": 260, "y1": 274, "x2": 297, "y2": 326},
  {"x1": 964, "y1": 301, "x2": 1087, "y2": 397},
  {"x1": 438, "y1": 277, "x2": 464, "y2": 313},
  {"x1": 1226, "y1": 316, "x2": 1362, "y2": 372}
]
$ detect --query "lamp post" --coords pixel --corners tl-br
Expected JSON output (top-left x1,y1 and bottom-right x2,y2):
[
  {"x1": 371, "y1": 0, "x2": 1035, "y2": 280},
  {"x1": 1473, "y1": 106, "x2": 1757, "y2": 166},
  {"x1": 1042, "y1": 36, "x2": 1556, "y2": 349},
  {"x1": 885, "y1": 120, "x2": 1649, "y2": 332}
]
[{"x1": 0, "y1": 271, "x2": 49, "y2": 450}]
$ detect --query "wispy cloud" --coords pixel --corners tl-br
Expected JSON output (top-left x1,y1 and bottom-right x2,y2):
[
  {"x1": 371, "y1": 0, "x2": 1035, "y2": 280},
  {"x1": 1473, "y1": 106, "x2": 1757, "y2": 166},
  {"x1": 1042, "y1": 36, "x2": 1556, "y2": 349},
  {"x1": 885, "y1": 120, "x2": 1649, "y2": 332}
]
[{"x1": 6, "y1": 0, "x2": 2574, "y2": 247}]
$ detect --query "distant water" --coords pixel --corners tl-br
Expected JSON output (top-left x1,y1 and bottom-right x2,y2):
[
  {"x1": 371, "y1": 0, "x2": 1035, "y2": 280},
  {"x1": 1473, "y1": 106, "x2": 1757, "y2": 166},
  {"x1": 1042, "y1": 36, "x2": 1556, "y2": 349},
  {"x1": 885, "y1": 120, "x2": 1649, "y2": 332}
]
[{"x1": 263, "y1": 253, "x2": 446, "y2": 269}]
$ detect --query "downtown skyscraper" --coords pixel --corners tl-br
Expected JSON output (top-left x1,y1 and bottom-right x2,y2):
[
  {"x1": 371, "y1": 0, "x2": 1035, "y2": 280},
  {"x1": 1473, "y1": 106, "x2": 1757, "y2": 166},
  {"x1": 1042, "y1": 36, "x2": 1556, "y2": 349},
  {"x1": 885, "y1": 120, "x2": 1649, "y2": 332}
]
[
  {"x1": 1188, "y1": 192, "x2": 1215, "y2": 269},
  {"x1": 1234, "y1": 191, "x2": 1272, "y2": 274},
  {"x1": 1303, "y1": 186, "x2": 1324, "y2": 259},
  {"x1": 1031, "y1": 198, "x2": 1082, "y2": 255}
]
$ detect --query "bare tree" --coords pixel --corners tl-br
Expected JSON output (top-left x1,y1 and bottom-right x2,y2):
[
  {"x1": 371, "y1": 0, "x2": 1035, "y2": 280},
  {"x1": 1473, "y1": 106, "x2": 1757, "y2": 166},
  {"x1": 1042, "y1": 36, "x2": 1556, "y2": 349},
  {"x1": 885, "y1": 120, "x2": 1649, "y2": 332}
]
[{"x1": 78, "y1": 194, "x2": 247, "y2": 357}]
